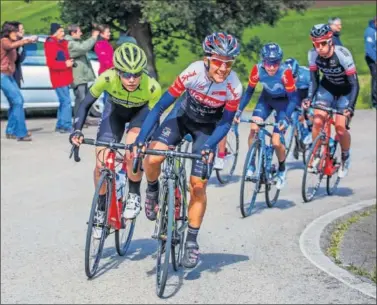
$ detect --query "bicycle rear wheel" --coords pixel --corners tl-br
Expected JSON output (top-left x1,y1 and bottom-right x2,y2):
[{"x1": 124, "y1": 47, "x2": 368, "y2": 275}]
[
  {"x1": 302, "y1": 135, "x2": 325, "y2": 202},
  {"x1": 326, "y1": 141, "x2": 341, "y2": 195},
  {"x1": 240, "y1": 141, "x2": 262, "y2": 217},
  {"x1": 156, "y1": 180, "x2": 174, "y2": 298},
  {"x1": 216, "y1": 127, "x2": 239, "y2": 184},
  {"x1": 85, "y1": 171, "x2": 111, "y2": 278},
  {"x1": 285, "y1": 122, "x2": 296, "y2": 159},
  {"x1": 265, "y1": 152, "x2": 280, "y2": 207}
]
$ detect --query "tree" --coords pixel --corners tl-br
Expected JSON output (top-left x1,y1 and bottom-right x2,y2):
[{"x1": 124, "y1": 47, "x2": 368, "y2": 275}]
[{"x1": 59, "y1": 0, "x2": 313, "y2": 81}]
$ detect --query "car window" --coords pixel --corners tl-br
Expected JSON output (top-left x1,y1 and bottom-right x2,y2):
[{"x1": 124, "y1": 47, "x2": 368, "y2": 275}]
[{"x1": 23, "y1": 41, "x2": 46, "y2": 66}]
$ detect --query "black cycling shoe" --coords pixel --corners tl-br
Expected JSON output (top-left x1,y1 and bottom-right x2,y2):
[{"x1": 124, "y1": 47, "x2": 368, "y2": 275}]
[
  {"x1": 145, "y1": 189, "x2": 159, "y2": 221},
  {"x1": 182, "y1": 241, "x2": 200, "y2": 269}
]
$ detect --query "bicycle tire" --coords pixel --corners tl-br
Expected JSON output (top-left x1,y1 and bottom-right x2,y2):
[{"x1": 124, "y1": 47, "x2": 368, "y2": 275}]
[
  {"x1": 285, "y1": 123, "x2": 296, "y2": 159},
  {"x1": 85, "y1": 171, "x2": 111, "y2": 278},
  {"x1": 240, "y1": 141, "x2": 262, "y2": 217},
  {"x1": 155, "y1": 180, "x2": 174, "y2": 298},
  {"x1": 216, "y1": 127, "x2": 239, "y2": 185},
  {"x1": 301, "y1": 135, "x2": 325, "y2": 202},
  {"x1": 265, "y1": 164, "x2": 280, "y2": 208},
  {"x1": 326, "y1": 141, "x2": 341, "y2": 195}
]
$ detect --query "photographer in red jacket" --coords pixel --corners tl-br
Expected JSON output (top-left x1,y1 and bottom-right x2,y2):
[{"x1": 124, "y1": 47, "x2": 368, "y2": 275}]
[{"x1": 44, "y1": 23, "x2": 74, "y2": 133}]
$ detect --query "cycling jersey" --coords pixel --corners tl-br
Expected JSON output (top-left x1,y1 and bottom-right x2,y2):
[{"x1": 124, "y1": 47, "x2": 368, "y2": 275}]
[
  {"x1": 168, "y1": 61, "x2": 242, "y2": 123},
  {"x1": 296, "y1": 66, "x2": 310, "y2": 89},
  {"x1": 74, "y1": 69, "x2": 161, "y2": 131},
  {"x1": 238, "y1": 62, "x2": 298, "y2": 121},
  {"x1": 308, "y1": 45, "x2": 359, "y2": 111},
  {"x1": 136, "y1": 60, "x2": 243, "y2": 149},
  {"x1": 90, "y1": 69, "x2": 161, "y2": 109}
]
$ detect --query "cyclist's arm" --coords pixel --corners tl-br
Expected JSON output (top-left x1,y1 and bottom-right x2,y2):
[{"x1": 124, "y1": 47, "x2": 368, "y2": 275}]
[
  {"x1": 337, "y1": 46, "x2": 359, "y2": 112},
  {"x1": 282, "y1": 68, "x2": 299, "y2": 119},
  {"x1": 135, "y1": 91, "x2": 176, "y2": 143},
  {"x1": 73, "y1": 73, "x2": 108, "y2": 130},
  {"x1": 308, "y1": 50, "x2": 320, "y2": 100},
  {"x1": 204, "y1": 81, "x2": 242, "y2": 149},
  {"x1": 73, "y1": 91, "x2": 98, "y2": 130},
  {"x1": 237, "y1": 64, "x2": 259, "y2": 113}
]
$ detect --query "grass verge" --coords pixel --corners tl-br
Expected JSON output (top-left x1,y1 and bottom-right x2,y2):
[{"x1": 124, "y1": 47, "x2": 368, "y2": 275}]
[{"x1": 327, "y1": 205, "x2": 377, "y2": 283}]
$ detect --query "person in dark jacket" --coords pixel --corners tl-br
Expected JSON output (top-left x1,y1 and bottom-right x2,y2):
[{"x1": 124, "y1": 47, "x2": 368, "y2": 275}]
[
  {"x1": 328, "y1": 17, "x2": 343, "y2": 46},
  {"x1": 10, "y1": 21, "x2": 27, "y2": 88},
  {"x1": 44, "y1": 23, "x2": 74, "y2": 133},
  {"x1": 364, "y1": 16, "x2": 376, "y2": 108}
]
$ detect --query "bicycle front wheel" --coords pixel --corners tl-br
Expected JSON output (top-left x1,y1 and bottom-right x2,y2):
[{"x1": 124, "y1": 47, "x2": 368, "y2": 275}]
[
  {"x1": 302, "y1": 135, "x2": 325, "y2": 202},
  {"x1": 240, "y1": 141, "x2": 262, "y2": 217},
  {"x1": 326, "y1": 141, "x2": 341, "y2": 195},
  {"x1": 156, "y1": 180, "x2": 174, "y2": 298},
  {"x1": 216, "y1": 127, "x2": 239, "y2": 184},
  {"x1": 85, "y1": 171, "x2": 111, "y2": 278}
]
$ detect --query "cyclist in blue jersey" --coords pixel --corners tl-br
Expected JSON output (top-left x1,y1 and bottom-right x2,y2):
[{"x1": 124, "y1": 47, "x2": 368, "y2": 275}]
[
  {"x1": 134, "y1": 32, "x2": 243, "y2": 268},
  {"x1": 234, "y1": 43, "x2": 299, "y2": 189}
]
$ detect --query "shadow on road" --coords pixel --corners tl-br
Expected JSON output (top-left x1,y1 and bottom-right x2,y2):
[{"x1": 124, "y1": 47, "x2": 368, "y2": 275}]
[
  {"x1": 88, "y1": 238, "x2": 156, "y2": 280},
  {"x1": 302, "y1": 186, "x2": 354, "y2": 204},
  {"x1": 146, "y1": 252, "x2": 249, "y2": 299},
  {"x1": 207, "y1": 174, "x2": 242, "y2": 187}
]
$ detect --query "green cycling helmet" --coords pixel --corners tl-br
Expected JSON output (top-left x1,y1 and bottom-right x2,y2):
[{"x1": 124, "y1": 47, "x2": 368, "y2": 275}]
[{"x1": 113, "y1": 42, "x2": 147, "y2": 73}]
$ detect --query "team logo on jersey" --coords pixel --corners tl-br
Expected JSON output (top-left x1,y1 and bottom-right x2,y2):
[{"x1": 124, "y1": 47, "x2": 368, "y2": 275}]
[
  {"x1": 330, "y1": 59, "x2": 336, "y2": 66},
  {"x1": 161, "y1": 127, "x2": 171, "y2": 138},
  {"x1": 181, "y1": 70, "x2": 197, "y2": 83},
  {"x1": 211, "y1": 90, "x2": 226, "y2": 96},
  {"x1": 227, "y1": 83, "x2": 239, "y2": 99},
  {"x1": 261, "y1": 82, "x2": 284, "y2": 92},
  {"x1": 197, "y1": 82, "x2": 206, "y2": 90},
  {"x1": 321, "y1": 66, "x2": 343, "y2": 74}
]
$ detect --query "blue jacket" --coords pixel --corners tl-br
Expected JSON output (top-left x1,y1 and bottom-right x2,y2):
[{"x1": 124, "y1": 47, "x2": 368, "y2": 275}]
[
  {"x1": 332, "y1": 31, "x2": 343, "y2": 46},
  {"x1": 364, "y1": 19, "x2": 376, "y2": 62}
]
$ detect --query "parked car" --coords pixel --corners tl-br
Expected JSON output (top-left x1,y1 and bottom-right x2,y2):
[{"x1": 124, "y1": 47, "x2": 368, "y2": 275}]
[{"x1": 0, "y1": 35, "x2": 104, "y2": 117}]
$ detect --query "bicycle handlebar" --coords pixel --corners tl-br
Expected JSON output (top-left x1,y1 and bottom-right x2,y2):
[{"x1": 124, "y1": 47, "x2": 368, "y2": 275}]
[
  {"x1": 239, "y1": 118, "x2": 276, "y2": 127},
  {"x1": 69, "y1": 138, "x2": 132, "y2": 163}
]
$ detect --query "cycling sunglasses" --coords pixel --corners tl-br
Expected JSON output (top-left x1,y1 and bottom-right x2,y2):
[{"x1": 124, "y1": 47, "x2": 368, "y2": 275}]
[
  {"x1": 263, "y1": 60, "x2": 281, "y2": 68},
  {"x1": 117, "y1": 70, "x2": 143, "y2": 79},
  {"x1": 207, "y1": 57, "x2": 235, "y2": 68},
  {"x1": 313, "y1": 39, "x2": 331, "y2": 48}
]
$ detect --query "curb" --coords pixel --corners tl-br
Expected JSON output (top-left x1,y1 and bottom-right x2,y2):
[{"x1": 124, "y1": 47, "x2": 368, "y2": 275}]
[{"x1": 299, "y1": 198, "x2": 377, "y2": 299}]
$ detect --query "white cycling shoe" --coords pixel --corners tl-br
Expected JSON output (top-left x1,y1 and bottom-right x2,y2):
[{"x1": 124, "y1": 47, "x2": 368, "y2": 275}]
[
  {"x1": 123, "y1": 193, "x2": 141, "y2": 219},
  {"x1": 338, "y1": 152, "x2": 351, "y2": 178},
  {"x1": 213, "y1": 157, "x2": 225, "y2": 170}
]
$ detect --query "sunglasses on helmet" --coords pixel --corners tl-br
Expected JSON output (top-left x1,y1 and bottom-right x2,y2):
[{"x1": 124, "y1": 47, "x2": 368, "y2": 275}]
[
  {"x1": 312, "y1": 39, "x2": 331, "y2": 48},
  {"x1": 263, "y1": 60, "x2": 281, "y2": 68},
  {"x1": 117, "y1": 70, "x2": 143, "y2": 79},
  {"x1": 207, "y1": 57, "x2": 235, "y2": 68}
]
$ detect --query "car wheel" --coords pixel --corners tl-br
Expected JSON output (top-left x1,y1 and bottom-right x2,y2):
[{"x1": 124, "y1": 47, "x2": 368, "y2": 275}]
[{"x1": 89, "y1": 99, "x2": 104, "y2": 118}]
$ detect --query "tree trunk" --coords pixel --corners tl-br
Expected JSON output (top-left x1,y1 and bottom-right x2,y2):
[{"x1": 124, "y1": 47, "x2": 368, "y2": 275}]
[{"x1": 127, "y1": 12, "x2": 158, "y2": 80}]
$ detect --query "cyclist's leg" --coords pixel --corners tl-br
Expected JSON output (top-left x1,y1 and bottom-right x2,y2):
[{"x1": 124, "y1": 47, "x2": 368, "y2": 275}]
[
  {"x1": 142, "y1": 115, "x2": 185, "y2": 220},
  {"x1": 311, "y1": 86, "x2": 333, "y2": 141},
  {"x1": 213, "y1": 136, "x2": 227, "y2": 170},
  {"x1": 335, "y1": 95, "x2": 352, "y2": 177},
  {"x1": 181, "y1": 122, "x2": 215, "y2": 268},
  {"x1": 123, "y1": 105, "x2": 151, "y2": 218}
]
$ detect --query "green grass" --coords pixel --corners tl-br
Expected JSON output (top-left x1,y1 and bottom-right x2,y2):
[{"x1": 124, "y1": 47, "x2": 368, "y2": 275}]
[
  {"x1": 1, "y1": 1, "x2": 375, "y2": 108},
  {"x1": 327, "y1": 205, "x2": 377, "y2": 283}
]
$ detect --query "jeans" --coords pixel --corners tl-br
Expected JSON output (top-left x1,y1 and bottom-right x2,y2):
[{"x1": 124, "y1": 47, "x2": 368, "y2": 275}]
[
  {"x1": 73, "y1": 84, "x2": 88, "y2": 118},
  {"x1": 1, "y1": 73, "x2": 28, "y2": 138},
  {"x1": 365, "y1": 56, "x2": 376, "y2": 107},
  {"x1": 55, "y1": 86, "x2": 72, "y2": 130}
]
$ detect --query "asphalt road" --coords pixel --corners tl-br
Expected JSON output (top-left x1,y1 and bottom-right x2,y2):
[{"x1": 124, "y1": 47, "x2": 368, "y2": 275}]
[{"x1": 1, "y1": 110, "x2": 376, "y2": 304}]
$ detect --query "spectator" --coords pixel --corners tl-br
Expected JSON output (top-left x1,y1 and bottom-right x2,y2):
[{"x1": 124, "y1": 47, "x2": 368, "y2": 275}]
[
  {"x1": 65, "y1": 24, "x2": 99, "y2": 124},
  {"x1": 328, "y1": 17, "x2": 343, "y2": 46},
  {"x1": 93, "y1": 24, "x2": 114, "y2": 75},
  {"x1": 364, "y1": 16, "x2": 377, "y2": 108},
  {"x1": 44, "y1": 23, "x2": 74, "y2": 133},
  {"x1": 11, "y1": 21, "x2": 26, "y2": 88},
  {"x1": 1, "y1": 22, "x2": 36, "y2": 141}
]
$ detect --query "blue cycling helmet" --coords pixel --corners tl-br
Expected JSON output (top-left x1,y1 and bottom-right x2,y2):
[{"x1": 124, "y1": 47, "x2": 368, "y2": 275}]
[
  {"x1": 260, "y1": 43, "x2": 283, "y2": 63},
  {"x1": 310, "y1": 24, "x2": 333, "y2": 42},
  {"x1": 203, "y1": 32, "x2": 240, "y2": 58},
  {"x1": 284, "y1": 58, "x2": 299, "y2": 78}
]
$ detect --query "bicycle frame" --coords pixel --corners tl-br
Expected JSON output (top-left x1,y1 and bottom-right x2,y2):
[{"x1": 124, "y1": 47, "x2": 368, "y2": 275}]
[{"x1": 319, "y1": 113, "x2": 338, "y2": 176}]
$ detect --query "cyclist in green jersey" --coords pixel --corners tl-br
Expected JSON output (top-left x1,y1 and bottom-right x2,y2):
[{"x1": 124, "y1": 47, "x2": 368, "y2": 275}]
[{"x1": 70, "y1": 43, "x2": 161, "y2": 225}]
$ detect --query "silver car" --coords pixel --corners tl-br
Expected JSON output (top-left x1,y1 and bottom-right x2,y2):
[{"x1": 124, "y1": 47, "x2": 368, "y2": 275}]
[{"x1": 0, "y1": 35, "x2": 104, "y2": 117}]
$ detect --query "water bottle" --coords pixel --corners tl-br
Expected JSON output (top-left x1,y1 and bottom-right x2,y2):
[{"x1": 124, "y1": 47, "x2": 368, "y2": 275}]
[
  {"x1": 116, "y1": 168, "x2": 126, "y2": 201},
  {"x1": 329, "y1": 137, "x2": 336, "y2": 156}
]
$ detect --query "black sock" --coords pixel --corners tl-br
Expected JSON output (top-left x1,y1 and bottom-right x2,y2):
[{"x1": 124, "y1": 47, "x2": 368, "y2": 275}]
[
  {"x1": 147, "y1": 180, "x2": 159, "y2": 192},
  {"x1": 98, "y1": 194, "x2": 106, "y2": 211},
  {"x1": 278, "y1": 160, "x2": 286, "y2": 172},
  {"x1": 128, "y1": 180, "x2": 141, "y2": 195},
  {"x1": 186, "y1": 225, "x2": 200, "y2": 243}
]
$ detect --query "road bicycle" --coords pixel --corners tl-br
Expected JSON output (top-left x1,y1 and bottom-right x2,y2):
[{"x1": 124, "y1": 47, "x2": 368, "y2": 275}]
[
  {"x1": 301, "y1": 105, "x2": 342, "y2": 202},
  {"x1": 133, "y1": 141, "x2": 209, "y2": 298},
  {"x1": 70, "y1": 139, "x2": 136, "y2": 278},
  {"x1": 239, "y1": 119, "x2": 282, "y2": 217}
]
